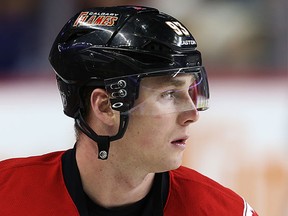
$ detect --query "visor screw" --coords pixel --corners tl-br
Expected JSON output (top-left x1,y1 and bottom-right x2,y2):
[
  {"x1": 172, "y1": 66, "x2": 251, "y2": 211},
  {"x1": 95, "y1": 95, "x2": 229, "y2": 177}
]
[
  {"x1": 118, "y1": 89, "x2": 127, "y2": 97},
  {"x1": 110, "y1": 80, "x2": 126, "y2": 89},
  {"x1": 118, "y1": 80, "x2": 126, "y2": 88}
]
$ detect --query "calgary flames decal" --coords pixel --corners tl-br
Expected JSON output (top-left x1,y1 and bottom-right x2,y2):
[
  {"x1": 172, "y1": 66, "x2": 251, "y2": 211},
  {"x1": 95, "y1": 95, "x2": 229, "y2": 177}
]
[{"x1": 73, "y1": 11, "x2": 119, "y2": 27}]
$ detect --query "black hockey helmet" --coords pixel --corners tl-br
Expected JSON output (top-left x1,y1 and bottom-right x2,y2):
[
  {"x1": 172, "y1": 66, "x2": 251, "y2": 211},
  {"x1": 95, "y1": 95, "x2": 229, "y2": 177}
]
[{"x1": 49, "y1": 5, "x2": 209, "y2": 159}]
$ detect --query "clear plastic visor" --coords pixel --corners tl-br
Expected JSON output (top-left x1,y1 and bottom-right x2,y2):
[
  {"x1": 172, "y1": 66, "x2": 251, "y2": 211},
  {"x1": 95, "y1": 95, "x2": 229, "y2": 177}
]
[{"x1": 105, "y1": 66, "x2": 209, "y2": 116}]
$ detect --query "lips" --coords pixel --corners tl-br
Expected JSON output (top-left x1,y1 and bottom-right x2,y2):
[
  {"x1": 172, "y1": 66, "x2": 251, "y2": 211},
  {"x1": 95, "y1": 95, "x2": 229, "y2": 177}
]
[{"x1": 171, "y1": 136, "x2": 189, "y2": 145}]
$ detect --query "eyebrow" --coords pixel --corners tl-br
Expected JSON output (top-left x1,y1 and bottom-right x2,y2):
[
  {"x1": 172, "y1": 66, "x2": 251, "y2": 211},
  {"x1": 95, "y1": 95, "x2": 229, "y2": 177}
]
[
  {"x1": 142, "y1": 74, "x2": 196, "y2": 89},
  {"x1": 164, "y1": 75, "x2": 196, "y2": 87},
  {"x1": 167, "y1": 78, "x2": 186, "y2": 87}
]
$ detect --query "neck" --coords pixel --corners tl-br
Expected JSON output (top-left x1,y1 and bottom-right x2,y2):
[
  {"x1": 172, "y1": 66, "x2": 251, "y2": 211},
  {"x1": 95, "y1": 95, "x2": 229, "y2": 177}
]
[{"x1": 75, "y1": 140, "x2": 155, "y2": 208}]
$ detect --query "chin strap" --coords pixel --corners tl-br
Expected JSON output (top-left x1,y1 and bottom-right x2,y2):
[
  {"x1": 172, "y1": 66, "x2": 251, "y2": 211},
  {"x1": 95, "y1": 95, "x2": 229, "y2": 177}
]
[
  {"x1": 75, "y1": 113, "x2": 110, "y2": 160},
  {"x1": 75, "y1": 110, "x2": 129, "y2": 160}
]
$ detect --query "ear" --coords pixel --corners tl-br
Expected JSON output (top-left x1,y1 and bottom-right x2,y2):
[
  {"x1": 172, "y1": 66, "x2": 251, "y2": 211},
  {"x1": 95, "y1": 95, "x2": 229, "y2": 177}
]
[{"x1": 90, "y1": 88, "x2": 116, "y2": 126}]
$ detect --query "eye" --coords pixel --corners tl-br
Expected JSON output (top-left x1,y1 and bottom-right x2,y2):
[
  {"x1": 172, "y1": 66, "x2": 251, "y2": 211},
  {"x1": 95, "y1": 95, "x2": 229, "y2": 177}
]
[{"x1": 161, "y1": 90, "x2": 177, "y2": 100}]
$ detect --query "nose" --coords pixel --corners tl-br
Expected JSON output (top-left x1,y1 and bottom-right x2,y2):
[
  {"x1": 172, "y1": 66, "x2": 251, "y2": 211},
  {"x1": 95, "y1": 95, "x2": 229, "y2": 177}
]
[{"x1": 177, "y1": 108, "x2": 199, "y2": 126}]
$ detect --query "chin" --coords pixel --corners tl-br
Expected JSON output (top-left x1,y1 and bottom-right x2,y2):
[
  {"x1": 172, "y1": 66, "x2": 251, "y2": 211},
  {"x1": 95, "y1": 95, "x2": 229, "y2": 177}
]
[
  {"x1": 158, "y1": 158, "x2": 183, "y2": 173},
  {"x1": 170, "y1": 153, "x2": 184, "y2": 169}
]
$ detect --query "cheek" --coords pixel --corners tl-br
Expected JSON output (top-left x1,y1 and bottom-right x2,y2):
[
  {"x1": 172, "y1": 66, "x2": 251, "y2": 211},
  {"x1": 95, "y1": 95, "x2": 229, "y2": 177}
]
[{"x1": 128, "y1": 115, "x2": 175, "y2": 144}]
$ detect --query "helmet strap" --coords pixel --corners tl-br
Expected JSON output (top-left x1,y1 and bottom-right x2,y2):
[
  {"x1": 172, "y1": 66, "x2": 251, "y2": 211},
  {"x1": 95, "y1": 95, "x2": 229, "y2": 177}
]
[
  {"x1": 75, "y1": 112, "x2": 110, "y2": 160},
  {"x1": 75, "y1": 110, "x2": 129, "y2": 160}
]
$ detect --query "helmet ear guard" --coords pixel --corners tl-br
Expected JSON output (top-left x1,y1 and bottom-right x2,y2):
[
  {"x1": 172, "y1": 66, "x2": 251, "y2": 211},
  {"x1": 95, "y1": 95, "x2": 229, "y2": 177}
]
[{"x1": 56, "y1": 77, "x2": 81, "y2": 118}]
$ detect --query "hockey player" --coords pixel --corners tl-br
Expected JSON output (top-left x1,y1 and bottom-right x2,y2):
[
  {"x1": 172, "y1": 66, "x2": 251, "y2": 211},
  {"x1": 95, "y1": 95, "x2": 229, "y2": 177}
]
[{"x1": 0, "y1": 6, "x2": 258, "y2": 216}]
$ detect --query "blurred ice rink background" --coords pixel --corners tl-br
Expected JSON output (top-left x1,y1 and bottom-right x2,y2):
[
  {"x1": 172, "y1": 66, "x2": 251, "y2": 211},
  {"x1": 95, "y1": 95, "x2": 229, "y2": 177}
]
[{"x1": 0, "y1": 0, "x2": 287, "y2": 215}]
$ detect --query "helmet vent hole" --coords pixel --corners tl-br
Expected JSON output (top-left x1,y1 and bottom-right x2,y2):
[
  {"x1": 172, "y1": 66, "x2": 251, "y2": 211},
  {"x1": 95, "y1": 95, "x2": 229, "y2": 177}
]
[
  {"x1": 64, "y1": 30, "x2": 91, "y2": 43},
  {"x1": 143, "y1": 42, "x2": 172, "y2": 53}
]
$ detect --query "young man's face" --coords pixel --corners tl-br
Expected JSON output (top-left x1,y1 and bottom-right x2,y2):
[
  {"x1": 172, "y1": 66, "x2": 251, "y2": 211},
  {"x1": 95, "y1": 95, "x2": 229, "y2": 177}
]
[{"x1": 117, "y1": 73, "x2": 200, "y2": 172}]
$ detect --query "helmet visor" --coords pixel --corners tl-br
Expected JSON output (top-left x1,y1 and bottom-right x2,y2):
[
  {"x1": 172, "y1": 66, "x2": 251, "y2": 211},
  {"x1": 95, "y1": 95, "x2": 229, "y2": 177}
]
[{"x1": 104, "y1": 66, "x2": 209, "y2": 116}]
